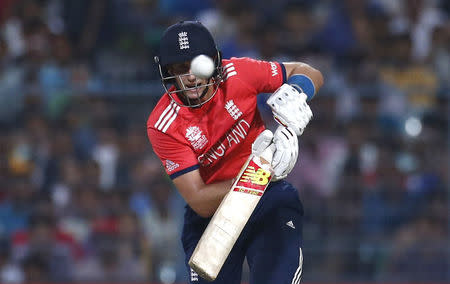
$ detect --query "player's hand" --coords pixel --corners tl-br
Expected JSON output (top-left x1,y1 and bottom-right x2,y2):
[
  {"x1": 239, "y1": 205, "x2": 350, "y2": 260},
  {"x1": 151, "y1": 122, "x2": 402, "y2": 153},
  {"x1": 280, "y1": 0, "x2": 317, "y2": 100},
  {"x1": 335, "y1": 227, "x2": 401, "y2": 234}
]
[
  {"x1": 251, "y1": 129, "x2": 275, "y2": 164},
  {"x1": 266, "y1": 83, "x2": 313, "y2": 136},
  {"x1": 272, "y1": 126, "x2": 298, "y2": 181}
]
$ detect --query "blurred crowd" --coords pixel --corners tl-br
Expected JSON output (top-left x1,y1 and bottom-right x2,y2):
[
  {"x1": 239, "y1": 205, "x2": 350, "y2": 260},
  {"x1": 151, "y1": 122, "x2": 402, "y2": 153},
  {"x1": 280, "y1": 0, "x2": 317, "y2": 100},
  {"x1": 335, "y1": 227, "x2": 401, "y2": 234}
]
[{"x1": 0, "y1": 0, "x2": 448, "y2": 283}]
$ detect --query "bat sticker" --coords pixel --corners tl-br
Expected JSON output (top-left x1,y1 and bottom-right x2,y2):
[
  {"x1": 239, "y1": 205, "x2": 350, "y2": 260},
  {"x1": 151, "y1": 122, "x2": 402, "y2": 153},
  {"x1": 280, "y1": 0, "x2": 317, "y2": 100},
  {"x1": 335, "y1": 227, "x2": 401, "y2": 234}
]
[{"x1": 233, "y1": 159, "x2": 272, "y2": 194}]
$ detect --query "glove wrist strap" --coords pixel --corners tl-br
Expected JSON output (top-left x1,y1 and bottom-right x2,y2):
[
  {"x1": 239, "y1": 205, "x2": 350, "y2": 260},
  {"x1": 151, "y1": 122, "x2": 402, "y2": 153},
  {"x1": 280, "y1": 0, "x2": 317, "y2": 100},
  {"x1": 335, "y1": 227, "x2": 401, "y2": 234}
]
[{"x1": 287, "y1": 74, "x2": 315, "y2": 100}]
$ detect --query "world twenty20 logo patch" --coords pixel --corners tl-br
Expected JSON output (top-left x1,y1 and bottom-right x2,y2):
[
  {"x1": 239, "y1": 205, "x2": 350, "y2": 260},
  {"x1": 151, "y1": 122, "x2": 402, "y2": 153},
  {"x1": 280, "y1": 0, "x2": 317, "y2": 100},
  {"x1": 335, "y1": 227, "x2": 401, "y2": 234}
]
[{"x1": 186, "y1": 126, "x2": 208, "y2": 150}]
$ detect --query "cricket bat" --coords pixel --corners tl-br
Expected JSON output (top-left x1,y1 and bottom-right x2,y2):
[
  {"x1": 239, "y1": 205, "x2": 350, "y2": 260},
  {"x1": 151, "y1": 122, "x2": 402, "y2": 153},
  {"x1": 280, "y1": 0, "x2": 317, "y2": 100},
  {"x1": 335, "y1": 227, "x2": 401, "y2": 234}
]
[{"x1": 188, "y1": 151, "x2": 273, "y2": 281}]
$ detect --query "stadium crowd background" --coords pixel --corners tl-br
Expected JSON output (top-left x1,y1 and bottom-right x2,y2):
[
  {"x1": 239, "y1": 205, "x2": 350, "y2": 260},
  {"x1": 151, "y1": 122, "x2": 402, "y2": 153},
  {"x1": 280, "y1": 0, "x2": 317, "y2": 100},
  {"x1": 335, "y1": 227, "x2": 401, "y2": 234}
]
[{"x1": 0, "y1": 0, "x2": 448, "y2": 283}]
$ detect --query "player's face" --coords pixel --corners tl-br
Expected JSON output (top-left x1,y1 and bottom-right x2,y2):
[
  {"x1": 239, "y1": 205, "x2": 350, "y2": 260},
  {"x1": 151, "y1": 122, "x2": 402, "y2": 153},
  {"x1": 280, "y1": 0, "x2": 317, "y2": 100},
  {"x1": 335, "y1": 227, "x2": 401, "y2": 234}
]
[{"x1": 168, "y1": 61, "x2": 213, "y2": 102}]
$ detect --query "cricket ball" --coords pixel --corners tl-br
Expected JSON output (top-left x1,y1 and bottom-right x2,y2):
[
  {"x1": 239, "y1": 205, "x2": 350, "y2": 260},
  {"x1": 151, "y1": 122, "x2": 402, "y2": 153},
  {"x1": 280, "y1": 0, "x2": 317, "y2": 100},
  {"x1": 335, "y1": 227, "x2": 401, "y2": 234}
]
[{"x1": 190, "y1": 54, "x2": 215, "y2": 79}]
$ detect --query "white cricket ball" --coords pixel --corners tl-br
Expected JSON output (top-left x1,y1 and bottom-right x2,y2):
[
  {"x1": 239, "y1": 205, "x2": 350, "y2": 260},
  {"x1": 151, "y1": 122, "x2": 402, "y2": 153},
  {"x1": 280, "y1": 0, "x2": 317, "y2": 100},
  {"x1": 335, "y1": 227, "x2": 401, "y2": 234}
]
[{"x1": 190, "y1": 54, "x2": 215, "y2": 79}]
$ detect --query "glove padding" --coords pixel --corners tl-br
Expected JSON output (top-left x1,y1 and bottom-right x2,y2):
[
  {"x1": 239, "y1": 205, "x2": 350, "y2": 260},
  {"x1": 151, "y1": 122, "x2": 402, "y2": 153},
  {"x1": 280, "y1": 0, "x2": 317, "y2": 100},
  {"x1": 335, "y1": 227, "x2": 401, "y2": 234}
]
[
  {"x1": 252, "y1": 127, "x2": 298, "y2": 181},
  {"x1": 266, "y1": 83, "x2": 313, "y2": 136},
  {"x1": 251, "y1": 129, "x2": 275, "y2": 164},
  {"x1": 272, "y1": 126, "x2": 298, "y2": 181}
]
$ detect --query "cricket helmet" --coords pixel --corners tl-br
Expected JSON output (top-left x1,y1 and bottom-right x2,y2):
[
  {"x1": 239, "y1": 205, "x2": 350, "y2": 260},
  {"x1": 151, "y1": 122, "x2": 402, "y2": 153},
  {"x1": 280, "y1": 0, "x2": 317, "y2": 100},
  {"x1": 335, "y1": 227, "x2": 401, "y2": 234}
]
[{"x1": 154, "y1": 21, "x2": 223, "y2": 107}]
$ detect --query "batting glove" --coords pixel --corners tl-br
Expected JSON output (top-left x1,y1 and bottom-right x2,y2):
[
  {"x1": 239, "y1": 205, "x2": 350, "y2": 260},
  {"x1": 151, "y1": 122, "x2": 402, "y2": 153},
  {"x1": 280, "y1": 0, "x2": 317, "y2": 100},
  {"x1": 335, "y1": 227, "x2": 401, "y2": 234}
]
[
  {"x1": 272, "y1": 126, "x2": 298, "y2": 181},
  {"x1": 266, "y1": 83, "x2": 313, "y2": 136}
]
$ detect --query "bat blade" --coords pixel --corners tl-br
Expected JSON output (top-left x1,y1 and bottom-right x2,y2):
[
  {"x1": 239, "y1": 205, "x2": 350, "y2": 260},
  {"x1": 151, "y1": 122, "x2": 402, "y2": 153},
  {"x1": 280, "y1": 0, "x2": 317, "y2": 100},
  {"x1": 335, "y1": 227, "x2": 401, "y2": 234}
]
[{"x1": 188, "y1": 154, "x2": 273, "y2": 281}]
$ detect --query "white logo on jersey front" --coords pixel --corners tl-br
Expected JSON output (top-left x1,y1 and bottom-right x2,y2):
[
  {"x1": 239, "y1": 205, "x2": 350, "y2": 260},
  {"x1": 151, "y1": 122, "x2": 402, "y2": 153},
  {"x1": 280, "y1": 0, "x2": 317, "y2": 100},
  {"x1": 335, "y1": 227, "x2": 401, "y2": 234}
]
[
  {"x1": 178, "y1": 32, "x2": 189, "y2": 49},
  {"x1": 186, "y1": 126, "x2": 208, "y2": 150},
  {"x1": 165, "y1": 160, "x2": 179, "y2": 172},
  {"x1": 270, "y1": 62, "x2": 278, "y2": 77},
  {"x1": 225, "y1": 100, "x2": 242, "y2": 120}
]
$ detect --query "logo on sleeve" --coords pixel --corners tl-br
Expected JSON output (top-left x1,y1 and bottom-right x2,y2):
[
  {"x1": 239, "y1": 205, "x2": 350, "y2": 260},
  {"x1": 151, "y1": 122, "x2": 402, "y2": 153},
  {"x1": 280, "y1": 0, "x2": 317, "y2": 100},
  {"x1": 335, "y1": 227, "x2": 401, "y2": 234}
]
[
  {"x1": 178, "y1": 32, "x2": 189, "y2": 49},
  {"x1": 186, "y1": 126, "x2": 208, "y2": 150},
  {"x1": 270, "y1": 62, "x2": 278, "y2": 77},
  {"x1": 225, "y1": 100, "x2": 242, "y2": 120},
  {"x1": 165, "y1": 160, "x2": 179, "y2": 172}
]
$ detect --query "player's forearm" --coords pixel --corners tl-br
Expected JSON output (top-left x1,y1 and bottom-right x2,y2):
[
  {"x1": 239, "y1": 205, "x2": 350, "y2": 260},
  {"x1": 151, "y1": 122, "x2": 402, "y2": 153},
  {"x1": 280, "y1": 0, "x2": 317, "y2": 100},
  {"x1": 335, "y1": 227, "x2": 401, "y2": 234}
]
[
  {"x1": 173, "y1": 172, "x2": 233, "y2": 218},
  {"x1": 188, "y1": 179, "x2": 233, "y2": 218},
  {"x1": 283, "y1": 62, "x2": 324, "y2": 97}
]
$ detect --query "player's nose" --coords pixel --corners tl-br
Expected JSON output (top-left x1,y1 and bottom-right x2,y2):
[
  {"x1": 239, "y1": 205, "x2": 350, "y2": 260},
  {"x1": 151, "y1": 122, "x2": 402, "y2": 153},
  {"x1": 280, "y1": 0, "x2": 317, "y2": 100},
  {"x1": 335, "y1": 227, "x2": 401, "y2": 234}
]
[{"x1": 186, "y1": 69, "x2": 197, "y2": 81}]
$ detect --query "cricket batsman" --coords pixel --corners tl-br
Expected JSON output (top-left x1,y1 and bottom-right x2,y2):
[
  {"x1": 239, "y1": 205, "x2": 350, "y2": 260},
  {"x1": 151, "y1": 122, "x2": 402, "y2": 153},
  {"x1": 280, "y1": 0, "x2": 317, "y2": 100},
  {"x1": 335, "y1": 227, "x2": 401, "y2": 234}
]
[{"x1": 147, "y1": 21, "x2": 323, "y2": 283}]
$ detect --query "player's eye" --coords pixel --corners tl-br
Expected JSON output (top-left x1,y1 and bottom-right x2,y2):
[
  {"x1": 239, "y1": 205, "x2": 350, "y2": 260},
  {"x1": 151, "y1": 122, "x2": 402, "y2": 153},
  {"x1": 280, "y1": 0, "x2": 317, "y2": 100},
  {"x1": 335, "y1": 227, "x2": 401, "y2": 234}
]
[{"x1": 169, "y1": 62, "x2": 190, "y2": 75}]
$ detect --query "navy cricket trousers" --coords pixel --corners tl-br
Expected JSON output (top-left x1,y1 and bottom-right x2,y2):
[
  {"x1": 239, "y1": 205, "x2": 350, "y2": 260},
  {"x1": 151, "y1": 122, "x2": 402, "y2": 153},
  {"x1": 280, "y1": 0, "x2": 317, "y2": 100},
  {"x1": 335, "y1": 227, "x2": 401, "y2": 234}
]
[{"x1": 181, "y1": 180, "x2": 304, "y2": 284}]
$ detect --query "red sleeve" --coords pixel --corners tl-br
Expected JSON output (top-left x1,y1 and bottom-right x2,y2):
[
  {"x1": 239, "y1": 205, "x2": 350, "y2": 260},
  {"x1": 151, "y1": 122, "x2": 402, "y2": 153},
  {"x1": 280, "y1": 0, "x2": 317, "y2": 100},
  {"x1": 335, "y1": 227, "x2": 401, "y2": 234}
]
[
  {"x1": 226, "y1": 57, "x2": 286, "y2": 94},
  {"x1": 147, "y1": 127, "x2": 199, "y2": 179}
]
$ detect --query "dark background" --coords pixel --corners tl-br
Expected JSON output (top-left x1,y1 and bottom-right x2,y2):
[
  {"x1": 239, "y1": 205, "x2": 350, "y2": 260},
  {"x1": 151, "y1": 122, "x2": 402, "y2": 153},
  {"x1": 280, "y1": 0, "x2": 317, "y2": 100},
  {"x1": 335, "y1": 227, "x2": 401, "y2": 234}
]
[{"x1": 0, "y1": 0, "x2": 448, "y2": 283}]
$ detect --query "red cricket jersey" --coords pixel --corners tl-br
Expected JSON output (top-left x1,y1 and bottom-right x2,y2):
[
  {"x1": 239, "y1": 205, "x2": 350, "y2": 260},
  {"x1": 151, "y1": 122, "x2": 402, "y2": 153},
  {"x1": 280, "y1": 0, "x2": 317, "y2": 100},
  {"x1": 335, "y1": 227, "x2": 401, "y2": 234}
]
[{"x1": 147, "y1": 57, "x2": 286, "y2": 184}]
